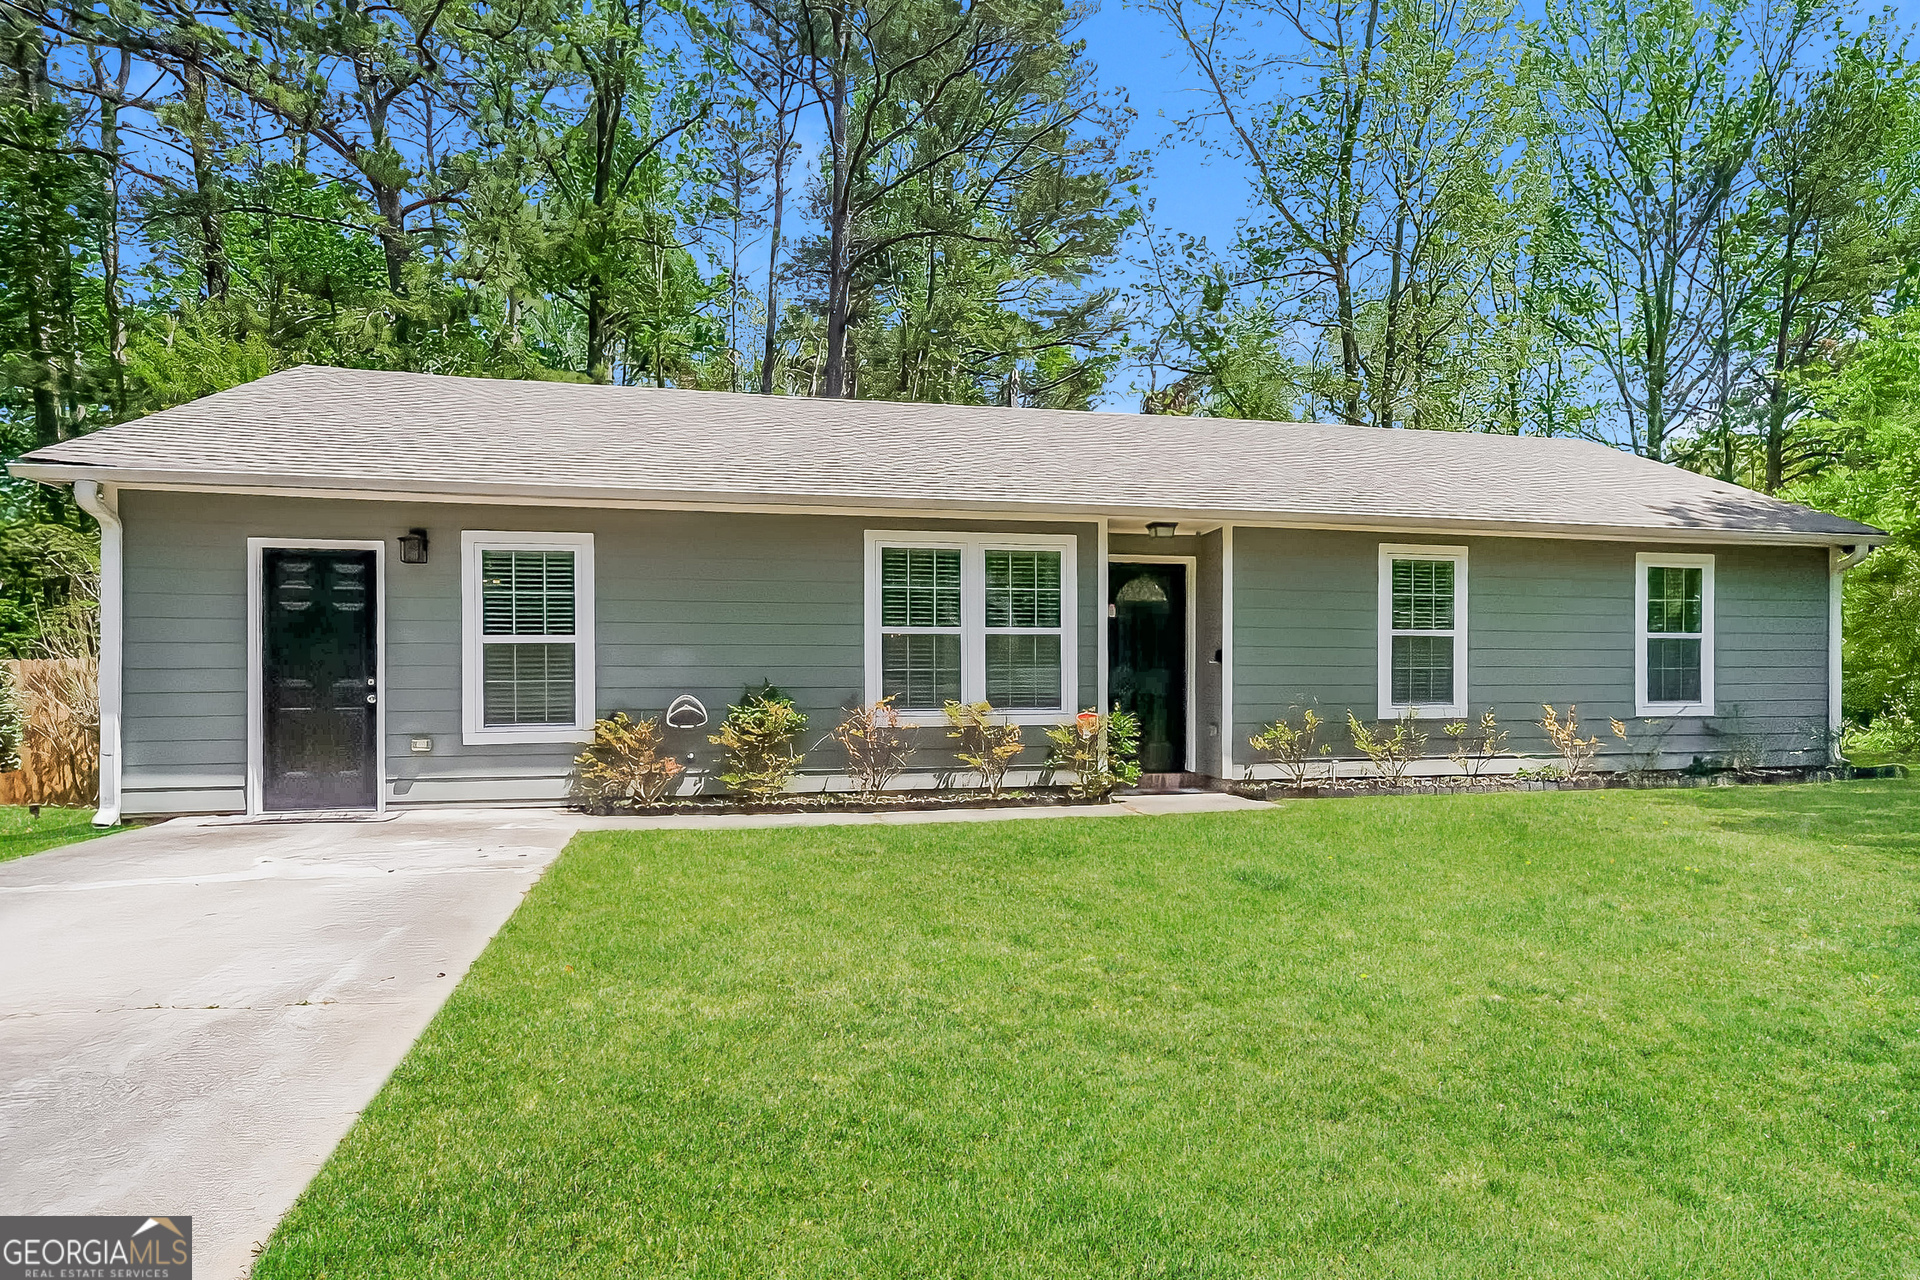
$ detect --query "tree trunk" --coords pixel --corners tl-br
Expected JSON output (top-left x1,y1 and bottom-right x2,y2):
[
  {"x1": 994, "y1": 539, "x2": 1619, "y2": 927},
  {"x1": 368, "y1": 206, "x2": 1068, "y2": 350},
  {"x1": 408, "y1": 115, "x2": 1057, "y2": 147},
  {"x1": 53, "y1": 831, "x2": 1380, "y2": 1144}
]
[
  {"x1": 584, "y1": 63, "x2": 621, "y2": 382},
  {"x1": 182, "y1": 60, "x2": 227, "y2": 301},
  {"x1": 759, "y1": 116, "x2": 787, "y2": 394},
  {"x1": 820, "y1": 11, "x2": 852, "y2": 398},
  {"x1": 96, "y1": 55, "x2": 128, "y2": 416}
]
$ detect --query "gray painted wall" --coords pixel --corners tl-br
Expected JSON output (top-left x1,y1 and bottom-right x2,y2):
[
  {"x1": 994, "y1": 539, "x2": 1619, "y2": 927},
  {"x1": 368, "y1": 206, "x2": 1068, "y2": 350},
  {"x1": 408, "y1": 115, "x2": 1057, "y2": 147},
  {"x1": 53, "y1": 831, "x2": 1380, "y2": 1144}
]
[
  {"x1": 1230, "y1": 527, "x2": 1832, "y2": 774},
  {"x1": 117, "y1": 490, "x2": 1834, "y2": 815},
  {"x1": 119, "y1": 491, "x2": 1099, "y2": 814}
]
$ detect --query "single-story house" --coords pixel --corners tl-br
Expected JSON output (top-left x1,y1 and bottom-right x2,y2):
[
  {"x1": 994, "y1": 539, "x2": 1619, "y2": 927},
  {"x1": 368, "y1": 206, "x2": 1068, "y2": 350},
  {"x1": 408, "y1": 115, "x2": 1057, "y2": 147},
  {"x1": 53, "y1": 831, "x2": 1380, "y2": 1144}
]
[{"x1": 10, "y1": 365, "x2": 1885, "y2": 821}]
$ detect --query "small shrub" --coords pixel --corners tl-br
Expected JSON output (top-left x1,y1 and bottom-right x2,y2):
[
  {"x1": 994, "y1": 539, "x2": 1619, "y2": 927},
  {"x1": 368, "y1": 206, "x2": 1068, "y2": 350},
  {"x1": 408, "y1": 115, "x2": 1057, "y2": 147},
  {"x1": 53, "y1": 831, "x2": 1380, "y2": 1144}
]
[
  {"x1": 1347, "y1": 710, "x2": 1427, "y2": 786},
  {"x1": 944, "y1": 701, "x2": 1023, "y2": 796},
  {"x1": 1045, "y1": 706, "x2": 1143, "y2": 801},
  {"x1": 1538, "y1": 704, "x2": 1628, "y2": 781},
  {"x1": 573, "y1": 713, "x2": 684, "y2": 807},
  {"x1": 1442, "y1": 710, "x2": 1508, "y2": 783},
  {"x1": 710, "y1": 684, "x2": 808, "y2": 799},
  {"x1": 833, "y1": 698, "x2": 914, "y2": 798},
  {"x1": 1248, "y1": 708, "x2": 1330, "y2": 786}
]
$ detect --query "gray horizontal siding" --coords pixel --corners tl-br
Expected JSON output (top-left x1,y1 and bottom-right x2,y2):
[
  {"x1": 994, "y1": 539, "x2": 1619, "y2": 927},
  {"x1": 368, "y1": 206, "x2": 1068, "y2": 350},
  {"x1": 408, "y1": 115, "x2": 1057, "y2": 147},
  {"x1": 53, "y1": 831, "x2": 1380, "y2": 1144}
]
[
  {"x1": 1232, "y1": 529, "x2": 1832, "y2": 772},
  {"x1": 117, "y1": 492, "x2": 1097, "y2": 815}
]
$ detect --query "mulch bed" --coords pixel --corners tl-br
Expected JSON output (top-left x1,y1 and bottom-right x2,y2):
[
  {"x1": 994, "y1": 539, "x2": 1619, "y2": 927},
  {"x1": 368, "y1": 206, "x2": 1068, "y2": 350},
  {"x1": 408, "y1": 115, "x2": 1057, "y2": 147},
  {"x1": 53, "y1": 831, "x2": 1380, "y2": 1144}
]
[
  {"x1": 1235, "y1": 764, "x2": 1894, "y2": 801},
  {"x1": 574, "y1": 787, "x2": 1101, "y2": 817}
]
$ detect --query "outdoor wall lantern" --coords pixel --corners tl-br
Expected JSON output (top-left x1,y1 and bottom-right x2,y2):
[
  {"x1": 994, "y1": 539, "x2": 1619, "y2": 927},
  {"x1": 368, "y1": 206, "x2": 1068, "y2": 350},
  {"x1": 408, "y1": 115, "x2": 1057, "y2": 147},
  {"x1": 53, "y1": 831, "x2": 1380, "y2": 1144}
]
[
  {"x1": 398, "y1": 528, "x2": 430, "y2": 564},
  {"x1": 1146, "y1": 521, "x2": 1178, "y2": 539}
]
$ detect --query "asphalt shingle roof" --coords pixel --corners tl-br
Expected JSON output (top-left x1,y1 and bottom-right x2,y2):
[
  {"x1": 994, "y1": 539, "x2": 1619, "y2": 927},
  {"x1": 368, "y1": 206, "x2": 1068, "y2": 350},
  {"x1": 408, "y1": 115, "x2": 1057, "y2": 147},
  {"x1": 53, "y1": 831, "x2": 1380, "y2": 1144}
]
[{"x1": 11, "y1": 365, "x2": 1881, "y2": 544}]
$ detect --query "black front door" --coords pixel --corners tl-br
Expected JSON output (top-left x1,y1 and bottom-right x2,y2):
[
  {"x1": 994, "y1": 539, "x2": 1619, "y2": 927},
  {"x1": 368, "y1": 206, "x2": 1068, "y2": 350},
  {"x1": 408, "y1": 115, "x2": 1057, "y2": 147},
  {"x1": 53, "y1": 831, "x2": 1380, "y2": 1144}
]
[
  {"x1": 263, "y1": 548, "x2": 377, "y2": 811},
  {"x1": 1109, "y1": 562, "x2": 1187, "y2": 774}
]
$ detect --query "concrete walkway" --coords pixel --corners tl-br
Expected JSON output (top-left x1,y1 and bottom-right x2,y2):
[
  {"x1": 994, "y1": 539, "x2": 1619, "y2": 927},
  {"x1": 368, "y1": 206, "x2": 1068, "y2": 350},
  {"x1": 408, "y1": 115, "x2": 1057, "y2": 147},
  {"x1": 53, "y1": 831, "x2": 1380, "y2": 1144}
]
[{"x1": 0, "y1": 792, "x2": 1265, "y2": 1278}]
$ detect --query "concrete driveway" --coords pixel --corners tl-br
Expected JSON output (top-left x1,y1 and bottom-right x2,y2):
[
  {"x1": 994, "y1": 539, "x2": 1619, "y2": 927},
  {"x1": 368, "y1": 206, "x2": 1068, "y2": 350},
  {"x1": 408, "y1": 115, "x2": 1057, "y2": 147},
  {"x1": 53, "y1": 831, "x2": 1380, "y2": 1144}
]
[{"x1": 0, "y1": 810, "x2": 576, "y2": 1279}]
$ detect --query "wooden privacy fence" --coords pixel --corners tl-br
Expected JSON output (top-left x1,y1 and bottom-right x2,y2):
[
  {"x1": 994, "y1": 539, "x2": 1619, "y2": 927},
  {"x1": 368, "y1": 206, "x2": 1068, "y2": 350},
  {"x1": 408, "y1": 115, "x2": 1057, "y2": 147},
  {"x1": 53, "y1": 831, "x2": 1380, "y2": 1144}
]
[{"x1": 0, "y1": 657, "x2": 99, "y2": 808}]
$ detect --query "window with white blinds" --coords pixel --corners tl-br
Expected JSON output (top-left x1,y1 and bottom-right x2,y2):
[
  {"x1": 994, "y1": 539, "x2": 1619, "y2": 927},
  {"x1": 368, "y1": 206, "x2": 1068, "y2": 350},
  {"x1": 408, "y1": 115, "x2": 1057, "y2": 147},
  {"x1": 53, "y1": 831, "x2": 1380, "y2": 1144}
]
[
  {"x1": 866, "y1": 531, "x2": 1077, "y2": 722},
  {"x1": 462, "y1": 532, "x2": 595, "y2": 743},
  {"x1": 1376, "y1": 544, "x2": 1468, "y2": 718}
]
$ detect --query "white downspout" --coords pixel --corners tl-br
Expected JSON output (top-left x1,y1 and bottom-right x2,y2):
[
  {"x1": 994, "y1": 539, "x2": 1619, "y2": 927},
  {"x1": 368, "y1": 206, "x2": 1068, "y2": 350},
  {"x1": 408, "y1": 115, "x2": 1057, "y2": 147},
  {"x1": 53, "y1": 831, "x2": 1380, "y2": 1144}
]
[
  {"x1": 72, "y1": 480, "x2": 122, "y2": 826},
  {"x1": 1829, "y1": 542, "x2": 1874, "y2": 766}
]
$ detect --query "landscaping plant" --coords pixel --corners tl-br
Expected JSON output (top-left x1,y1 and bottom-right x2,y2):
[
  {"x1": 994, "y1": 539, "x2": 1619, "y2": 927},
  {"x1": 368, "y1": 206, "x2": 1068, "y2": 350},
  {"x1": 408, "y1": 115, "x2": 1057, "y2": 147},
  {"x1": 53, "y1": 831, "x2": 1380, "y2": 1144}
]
[
  {"x1": 1442, "y1": 709, "x2": 1508, "y2": 782},
  {"x1": 1045, "y1": 706, "x2": 1142, "y2": 801},
  {"x1": 710, "y1": 683, "x2": 808, "y2": 799},
  {"x1": 832, "y1": 698, "x2": 913, "y2": 799},
  {"x1": 943, "y1": 700, "x2": 1023, "y2": 796},
  {"x1": 1538, "y1": 704, "x2": 1628, "y2": 781},
  {"x1": 1248, "y1": 707, "x2": 1330, "y2": 786},
  {"x1": 1347, "y1": 710, "x2": 1426, "y2": 785},
  {"x1": 572, "y1": 713, "x2": 684, "y2": 807}
]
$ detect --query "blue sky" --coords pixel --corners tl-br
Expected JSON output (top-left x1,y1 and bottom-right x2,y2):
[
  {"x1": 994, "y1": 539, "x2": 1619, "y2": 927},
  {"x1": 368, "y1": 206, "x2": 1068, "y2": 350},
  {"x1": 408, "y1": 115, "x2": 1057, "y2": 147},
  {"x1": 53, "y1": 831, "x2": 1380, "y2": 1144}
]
[{"x1": 1077, "y1": 2, "x2": 1244, "y2": 257}]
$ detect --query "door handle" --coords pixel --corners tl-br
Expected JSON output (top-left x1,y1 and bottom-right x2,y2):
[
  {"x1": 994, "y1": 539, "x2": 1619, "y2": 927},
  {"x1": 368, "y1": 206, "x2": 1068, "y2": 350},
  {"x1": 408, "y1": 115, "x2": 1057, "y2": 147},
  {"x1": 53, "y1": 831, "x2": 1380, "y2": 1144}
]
[{"x1": 365, "y1": 693, "x2": 377, "y2": 705}]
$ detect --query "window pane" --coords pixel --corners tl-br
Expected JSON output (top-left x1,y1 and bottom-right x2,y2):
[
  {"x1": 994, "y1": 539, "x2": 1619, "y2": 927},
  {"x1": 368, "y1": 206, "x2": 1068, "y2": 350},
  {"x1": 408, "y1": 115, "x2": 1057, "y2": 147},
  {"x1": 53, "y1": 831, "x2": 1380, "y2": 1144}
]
[
  {"x1": 1392, "y1": 559, "x2": 1454, "y2": 631},
  {"x1": 482, "y1": 550, "x2": 576, "y2": 637},
  {"x1": 880, "y1": 547, "x2": 961, "y2": 629},
  {"x1": 482, "y1": 642, "x2": 576, "y2": 725},
  {"x1": 881, "y1": 633, "x2": 960, "y2": 709},
  {"x1": 985, "y1": 634, "x2": 1062, "y2": 710},
  {"x1": 1647, "y1": 566, "x2": 1703, "y2": 634},
  {"x1": 1390, "y1": 634, "x2": 1454, "y2": 705},
  {"x1": 985, "y1": 550, "x2": 1062, "y2": 629},
  {"x1": 1646, "y1": 637, "x2": 1702, "y2": 703}
]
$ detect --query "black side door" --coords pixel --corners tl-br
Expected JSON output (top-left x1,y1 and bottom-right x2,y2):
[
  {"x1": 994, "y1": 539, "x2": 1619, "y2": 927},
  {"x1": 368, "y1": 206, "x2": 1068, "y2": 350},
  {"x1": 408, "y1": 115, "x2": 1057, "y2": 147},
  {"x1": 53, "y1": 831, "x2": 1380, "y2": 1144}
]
[
  {"x1": 1109, "y1": 562, "x2": 1187, "y2": 774},
  {"x1": 263, "y1": 548, "x2": 378, "y2": 811}
]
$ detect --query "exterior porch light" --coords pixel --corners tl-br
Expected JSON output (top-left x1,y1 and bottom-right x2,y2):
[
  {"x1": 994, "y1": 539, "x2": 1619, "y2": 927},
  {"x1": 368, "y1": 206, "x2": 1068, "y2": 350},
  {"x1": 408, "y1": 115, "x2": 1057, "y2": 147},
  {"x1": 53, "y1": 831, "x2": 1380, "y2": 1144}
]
[
  {"x1": 398, "y1": 528, "x2": 430, "y2": 564},
  {"x1": 1146, "y1": 521, "x2": 1178, "y2": 539}
]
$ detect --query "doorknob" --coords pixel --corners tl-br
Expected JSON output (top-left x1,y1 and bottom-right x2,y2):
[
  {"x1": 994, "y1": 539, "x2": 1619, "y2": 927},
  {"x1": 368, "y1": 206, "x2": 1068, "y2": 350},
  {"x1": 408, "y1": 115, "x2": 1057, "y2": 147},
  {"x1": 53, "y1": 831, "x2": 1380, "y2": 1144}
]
[{"x1": 365, "y1": 693, "x2": 377, "y2": 705}]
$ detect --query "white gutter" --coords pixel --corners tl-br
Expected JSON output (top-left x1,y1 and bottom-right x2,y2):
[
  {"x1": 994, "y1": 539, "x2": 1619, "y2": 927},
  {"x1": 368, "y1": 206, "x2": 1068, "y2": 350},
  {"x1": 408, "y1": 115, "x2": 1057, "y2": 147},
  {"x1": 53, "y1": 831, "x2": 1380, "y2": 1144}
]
[
  {"x1": 1829, "y1": 543, "x2": 1875, "y2": 764},
  {"x1": 71, "y1": 480, "x2": 121, "y2": 827}
]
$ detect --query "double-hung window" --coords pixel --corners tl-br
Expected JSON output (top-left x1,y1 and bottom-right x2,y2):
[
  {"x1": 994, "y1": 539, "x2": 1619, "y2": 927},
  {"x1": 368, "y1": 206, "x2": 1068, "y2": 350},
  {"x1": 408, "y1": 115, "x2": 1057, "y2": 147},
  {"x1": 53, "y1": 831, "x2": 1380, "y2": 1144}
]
[
  {"x1": 1377, "y1": 544, "x2": 1468, "y2": 719},
  {"x1": 462, "y1": 531, "x2": 595, "y2": 743},
  {"x1": 866, "y1": 531, "x2": 1076, "y2": 723},
  {"x1": 1636, "y1": 553, "x2": 1714, "y2": 716}
]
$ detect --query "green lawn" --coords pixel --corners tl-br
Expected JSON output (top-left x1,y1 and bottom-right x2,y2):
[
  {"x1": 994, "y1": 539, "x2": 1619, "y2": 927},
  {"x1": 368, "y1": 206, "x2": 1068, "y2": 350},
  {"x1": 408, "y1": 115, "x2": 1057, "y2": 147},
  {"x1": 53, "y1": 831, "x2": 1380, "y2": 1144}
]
[
  {"x1": 0, "y1": 805, "x2": 112, "y2": 863},
  {"x1": 257, "y1": 783, "x2": 1920, "y2": 1279}
]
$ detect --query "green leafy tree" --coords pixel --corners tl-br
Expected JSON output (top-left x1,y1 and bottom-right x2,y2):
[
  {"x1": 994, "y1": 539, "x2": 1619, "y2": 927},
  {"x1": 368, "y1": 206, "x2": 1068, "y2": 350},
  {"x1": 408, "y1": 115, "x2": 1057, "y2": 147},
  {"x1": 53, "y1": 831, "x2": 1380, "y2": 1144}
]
[{"x1": 1537, "y1": 0, "x2": 1821, "y2": 461}]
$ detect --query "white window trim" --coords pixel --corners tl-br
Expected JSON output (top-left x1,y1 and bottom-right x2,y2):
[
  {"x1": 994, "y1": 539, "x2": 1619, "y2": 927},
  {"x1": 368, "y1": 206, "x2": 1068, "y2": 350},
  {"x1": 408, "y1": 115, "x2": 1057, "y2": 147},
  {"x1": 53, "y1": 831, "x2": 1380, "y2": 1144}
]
[
  {"x1": 864, "y1": 529, "x2": 1079, "y2": 726},
  {"x1": 1635, "y1": 551, "x2": 1715, "y2": 717},
  {"x1": 462, "y1": 530, "x2": 596, "y2": 745},
  {"x1": 1377, "y1": 543, "x2": 1469, "y2": 720}
]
